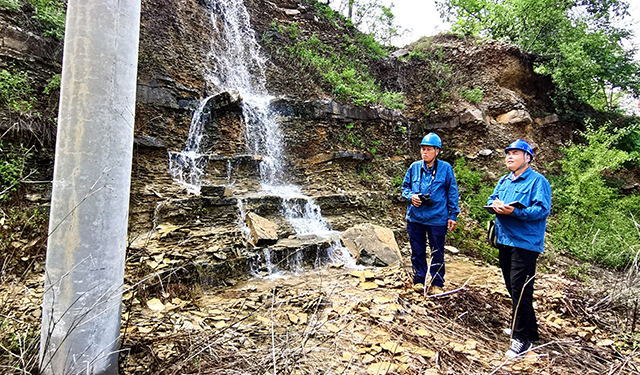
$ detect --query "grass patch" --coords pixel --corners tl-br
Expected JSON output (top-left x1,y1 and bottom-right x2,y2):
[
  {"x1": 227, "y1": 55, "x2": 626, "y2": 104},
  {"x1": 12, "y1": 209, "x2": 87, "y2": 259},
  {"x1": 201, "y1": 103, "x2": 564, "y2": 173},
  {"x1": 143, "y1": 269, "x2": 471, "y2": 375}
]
[{"x1": 286, "y1": 34, "x2": 403, "y2": 108}]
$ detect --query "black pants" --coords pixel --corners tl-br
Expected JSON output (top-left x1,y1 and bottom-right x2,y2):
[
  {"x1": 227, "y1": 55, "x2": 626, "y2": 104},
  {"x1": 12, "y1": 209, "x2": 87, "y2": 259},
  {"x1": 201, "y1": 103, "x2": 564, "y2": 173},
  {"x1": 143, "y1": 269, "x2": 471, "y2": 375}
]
[{"x1": 498, "y1": 244, "x2": 539, "y2": 342}]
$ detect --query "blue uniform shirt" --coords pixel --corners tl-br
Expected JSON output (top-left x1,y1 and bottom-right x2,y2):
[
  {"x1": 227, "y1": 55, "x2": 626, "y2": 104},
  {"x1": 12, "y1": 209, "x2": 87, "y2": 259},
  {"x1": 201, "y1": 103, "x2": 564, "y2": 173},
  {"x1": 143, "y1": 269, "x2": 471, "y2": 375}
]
[
  {"x1": 402, "y1": 159, "x2": 460, "y2": 226},
  {"x1": 487, "y1": 167, "x2": 552, "y2": 253}
]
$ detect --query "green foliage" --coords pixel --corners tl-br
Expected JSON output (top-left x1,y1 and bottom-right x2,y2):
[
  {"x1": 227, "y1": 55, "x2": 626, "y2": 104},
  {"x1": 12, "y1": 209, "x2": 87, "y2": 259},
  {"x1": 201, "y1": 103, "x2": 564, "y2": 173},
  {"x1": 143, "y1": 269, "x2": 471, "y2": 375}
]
[
  {"x1": 438, "y1": 0, "x2": 640, "y2": 112},
  {"x1": 0, "y1": 318, "x2": 39, "y2": 374},
  {"x1": 347, "y1": 132, "x2": 364, "y2": 147},
  {"x1": 391, "y1": 175, "x2": 402, "y2": 187},
  {"x1": 358, "y1": 164, "x2": 376, "y2": 184},
  {"x1": 370, "y1": 140, "x2": 381, "y2": 155},
  {"x1": 43, "y1": 73, "x2": 61, "y2": 95},
  {"x1": 549, "y1": 123, "x2": 640, "y2": 268},
  {"x1": 0, "y1": 68, "x2": 34, "y2": 113},
  {"x1": 27, "y1": 0, "x2": 66, "y2": 40},
  {"x1": 616, "y1": 118, "x2": 640, "y2": 160},
  {"x1": 311, "y1": 0, "x2": 342, "y2": 27},
  {"x1": 0, "y1": 0, "x2": 20, "y2": 11},
  {"x1": 406, "y1": 43, "x2": 455, "y2": 114},
  {"x1": 566, "y1": 263, "x2": 590, "y2": 282},
  {"x1": 459, "y1": 86, "x2": 483, "y2": 103},
  {"x1": 0, "y1": 0, "x2": 66, "y2": 39},
  {"x1": 337, "y1": 0, "x2": 405, "y2": 45},
  {"x1": 380, "y1": 91, "x2": 405, "y2": 109},
  {"x1": 453, "y1": 157, "x2": 494, "y2": 223},
  {"x1": 286, "y1": 22, "x2": 300, "y2": 39},
  {"x1": 0, "y1": 141, "x2": 33, "y2": 201},
  {"x1": 355, "y1": 33, "x2": 388, "y2": 59},
  {"x1": 270, "y1": 20, "x2": 300, "y2": 39},
  {"x1": 448, "y1": 157, "x2": 501, "y2": 264},
  {"x1": 285, "y1": 33, "x2": 403, "y2": 108},
  {"x1": 449, "y1": 222, "x2": 499, "y2": 265},
  {"x1": 270, "y1": 20, "x2": 284, "y2": 34}
]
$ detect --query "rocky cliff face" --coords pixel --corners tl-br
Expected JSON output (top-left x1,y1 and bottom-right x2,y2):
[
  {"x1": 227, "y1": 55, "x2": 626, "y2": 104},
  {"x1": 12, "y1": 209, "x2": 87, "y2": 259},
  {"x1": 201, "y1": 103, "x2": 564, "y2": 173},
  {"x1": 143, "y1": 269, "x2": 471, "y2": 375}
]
[{"x1": 0, "y1": 0, "x2": 577, "y2": 284}]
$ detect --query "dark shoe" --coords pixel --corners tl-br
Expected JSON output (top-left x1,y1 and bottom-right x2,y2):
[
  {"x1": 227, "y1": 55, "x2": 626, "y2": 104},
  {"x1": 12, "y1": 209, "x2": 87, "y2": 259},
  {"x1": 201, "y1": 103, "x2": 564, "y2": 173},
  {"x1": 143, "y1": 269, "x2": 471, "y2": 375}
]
[{"x1": 505, "y1": 338, "x2": 531, "y2": 359}]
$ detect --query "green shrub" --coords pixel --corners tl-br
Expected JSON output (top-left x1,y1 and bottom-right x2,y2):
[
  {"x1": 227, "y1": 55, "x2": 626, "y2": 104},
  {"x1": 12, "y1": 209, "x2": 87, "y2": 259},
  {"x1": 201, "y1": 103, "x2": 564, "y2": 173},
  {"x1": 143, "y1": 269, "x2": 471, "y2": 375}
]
[
  {"x1": 43, "y1": 73, "x2": 61, "y2": 95},
  {"x1": 380, "y1": 91, "x2": 405, "y2": 109},
  {"x1": 549, "y1": 123, "x2": 640, "y2": 268},
  {"x1": 0, "y1": 0, "x2": 20, "y2": 11},
  {"x1": 286, "y1": 33, "x2": 403, "y2": 108},
  {"x1": 453, "y1": 157, "x2": 494, "y2": 223},
  {"x1": 356, "y1": 33, "x2": 388, "y2": 59},
  {"x1": 449, "y1": 223, "x2": 499, "y2": 265},
  {"x1": 459, "y1": 86, "x2": 483, "y2": 103},
  {"x1": 27, "y1": 0, "x2": 66, "y2": 40},
  {"x1": 566, "y1": 263, "x2": 590, "y2": 282},
  {"x1": 391, "y1": 175, "x2": 402, "y2": 187},
  {"x1": 449, "y1": 157, "x2": 501, "y2": 264},
  {"x1": 311, "y1": 0, "x2": 341, "y2": 27},
  {"x1": 286, "y1": 22, "x2": 299, "y2": 39},
  {"x1": 0, "y1": 68, "x2": 34, "y2": 113},
  {"x1": 0, "y1": 141, "x2": 34, "y2": 201}
]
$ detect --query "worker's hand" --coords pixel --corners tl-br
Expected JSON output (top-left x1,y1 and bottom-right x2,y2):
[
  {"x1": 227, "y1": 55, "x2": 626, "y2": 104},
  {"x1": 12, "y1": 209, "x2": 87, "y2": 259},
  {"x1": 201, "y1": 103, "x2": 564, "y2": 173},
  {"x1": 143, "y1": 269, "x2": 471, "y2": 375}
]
[
  {"x1": 491, "y1": 200, "x2": 514, "y2": 215},
  {"x1": 448, "y1": 220, "x2": 457, "y2": 231},
  {"x1": 411, "y1": 194, "x2": 422, "y2": 207}
]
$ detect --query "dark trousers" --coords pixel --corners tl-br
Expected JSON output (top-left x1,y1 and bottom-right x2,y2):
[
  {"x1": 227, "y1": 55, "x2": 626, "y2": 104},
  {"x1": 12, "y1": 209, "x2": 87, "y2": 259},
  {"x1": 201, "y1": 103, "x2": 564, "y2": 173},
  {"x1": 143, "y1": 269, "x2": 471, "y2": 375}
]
[
  {"x1": 498, "y1": 244, "x2": 539, "y2": 342},
  {"x1": 407, "y1": 222, "x2": 447, "y2": 287}
]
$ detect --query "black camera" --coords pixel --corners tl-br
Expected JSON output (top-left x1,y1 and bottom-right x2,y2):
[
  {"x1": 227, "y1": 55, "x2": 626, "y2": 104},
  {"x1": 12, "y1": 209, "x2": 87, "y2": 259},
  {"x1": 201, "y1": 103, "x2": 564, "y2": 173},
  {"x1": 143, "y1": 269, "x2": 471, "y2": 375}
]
[{"x1": 418, "y1": 194, "x2": 433, "y2": 206}]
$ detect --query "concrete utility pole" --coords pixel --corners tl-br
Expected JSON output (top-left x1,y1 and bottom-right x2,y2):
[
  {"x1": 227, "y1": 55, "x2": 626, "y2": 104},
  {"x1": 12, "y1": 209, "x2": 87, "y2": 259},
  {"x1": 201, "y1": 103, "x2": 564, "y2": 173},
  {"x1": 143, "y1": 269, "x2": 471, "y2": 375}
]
[{"x1": 39, "y1": 1, "x2": 141, "y2": 374}]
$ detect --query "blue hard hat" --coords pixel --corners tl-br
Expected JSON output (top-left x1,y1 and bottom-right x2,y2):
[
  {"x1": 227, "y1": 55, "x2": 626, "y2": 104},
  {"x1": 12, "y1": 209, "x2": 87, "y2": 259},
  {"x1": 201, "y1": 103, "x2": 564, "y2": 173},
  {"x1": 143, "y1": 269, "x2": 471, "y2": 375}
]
[
  {"x1": 505, "y1": 139, "x2": 534, "y2": 161},
  {"x1": 420, "y1": 133, "x2": 442, "y2": 148}
]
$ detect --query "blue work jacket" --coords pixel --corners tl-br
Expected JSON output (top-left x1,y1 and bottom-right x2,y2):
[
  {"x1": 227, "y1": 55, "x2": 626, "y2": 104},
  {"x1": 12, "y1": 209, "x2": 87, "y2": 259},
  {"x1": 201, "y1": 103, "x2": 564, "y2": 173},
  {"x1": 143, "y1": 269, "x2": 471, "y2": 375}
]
[
  {"x1": 487, "y1": 167, "x2": 552, "y2": 253},
  {"x1": 401, "y1": 159, "x2": 460, "y2": 226}
]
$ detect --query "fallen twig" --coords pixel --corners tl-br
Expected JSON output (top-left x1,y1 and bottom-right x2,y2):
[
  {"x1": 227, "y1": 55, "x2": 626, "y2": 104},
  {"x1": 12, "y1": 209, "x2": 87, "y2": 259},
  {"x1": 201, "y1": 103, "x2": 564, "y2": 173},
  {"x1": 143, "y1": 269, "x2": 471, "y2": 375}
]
[{"x1": 427, "y1": 276, "x2": 471, "y2": 298}]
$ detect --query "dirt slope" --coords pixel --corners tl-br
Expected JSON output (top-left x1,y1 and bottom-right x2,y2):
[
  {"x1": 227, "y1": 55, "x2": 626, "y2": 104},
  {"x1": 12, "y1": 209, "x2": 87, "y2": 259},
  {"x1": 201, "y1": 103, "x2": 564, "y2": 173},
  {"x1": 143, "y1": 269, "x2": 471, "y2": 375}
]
[{"x1": 111, "y1": 256, "x2": 638, "y2": 374}]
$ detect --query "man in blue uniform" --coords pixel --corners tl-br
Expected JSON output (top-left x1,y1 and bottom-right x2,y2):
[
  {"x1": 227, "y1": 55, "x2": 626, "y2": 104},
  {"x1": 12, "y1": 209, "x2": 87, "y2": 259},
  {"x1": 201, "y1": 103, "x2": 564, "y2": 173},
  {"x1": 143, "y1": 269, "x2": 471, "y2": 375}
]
[
  {"x1": 401, "y1": 133, "x2": 459, "y2": 296},
  {"x1": 488, "y1": 139, "x2": 551, "y2": 359}
]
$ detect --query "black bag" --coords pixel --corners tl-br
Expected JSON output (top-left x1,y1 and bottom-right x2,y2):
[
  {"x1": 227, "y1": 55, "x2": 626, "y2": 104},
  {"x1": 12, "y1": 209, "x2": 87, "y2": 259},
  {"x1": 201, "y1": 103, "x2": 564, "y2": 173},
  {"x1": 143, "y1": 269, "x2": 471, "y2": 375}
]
[{"x1": 487, "y1": 220, "x2": 498, "y2": 248}]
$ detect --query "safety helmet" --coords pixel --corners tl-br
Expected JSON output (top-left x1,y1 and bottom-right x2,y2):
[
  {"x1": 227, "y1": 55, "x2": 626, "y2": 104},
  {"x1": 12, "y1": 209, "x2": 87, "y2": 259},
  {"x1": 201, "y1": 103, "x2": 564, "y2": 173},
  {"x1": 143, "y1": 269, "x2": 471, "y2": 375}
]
[
  {"x1": 505, "y1": 139, "x2": 534, "y2": 161},
  {"x1": 420, "y1": 133, "x2": 442, "y2": 149}
]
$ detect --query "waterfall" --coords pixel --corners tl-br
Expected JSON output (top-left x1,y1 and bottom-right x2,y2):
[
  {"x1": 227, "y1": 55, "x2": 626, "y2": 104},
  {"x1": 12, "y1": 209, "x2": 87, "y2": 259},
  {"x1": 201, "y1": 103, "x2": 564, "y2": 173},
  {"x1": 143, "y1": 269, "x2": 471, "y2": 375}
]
[
  {"x1": 171, "y1": 0, "x2": 357, "y2": 272},
  {"x1": 168, "y1": 97, "x2": 213, "y2": 194}
]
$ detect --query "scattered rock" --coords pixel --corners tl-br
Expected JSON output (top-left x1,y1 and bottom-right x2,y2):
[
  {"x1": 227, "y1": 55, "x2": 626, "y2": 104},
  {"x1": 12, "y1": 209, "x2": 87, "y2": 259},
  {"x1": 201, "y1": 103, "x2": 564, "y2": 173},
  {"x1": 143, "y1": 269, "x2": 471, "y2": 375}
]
[
  {"x1": 246, "y1": 212, "x2": 279, "y2": 246},
  {"x1": 496, "y1": 109, "x2": 533, "y2": 126},
  {"x1": 534, "y1": 114, "x2": 560, "y2": 126},
  {"x1": 445, "y1": 245, "x2": 459, "y2": 254},
  {"x1": 340, "y1": 223, "x2": 402, "y2": 267}
]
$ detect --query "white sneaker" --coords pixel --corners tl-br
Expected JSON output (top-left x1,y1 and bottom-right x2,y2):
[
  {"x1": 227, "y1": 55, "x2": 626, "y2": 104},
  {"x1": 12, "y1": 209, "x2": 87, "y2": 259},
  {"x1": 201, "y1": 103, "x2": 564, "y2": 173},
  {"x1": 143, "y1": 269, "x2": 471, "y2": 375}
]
[{"x1": 505, "y1": 338, "x2": 531, "y2": 359}]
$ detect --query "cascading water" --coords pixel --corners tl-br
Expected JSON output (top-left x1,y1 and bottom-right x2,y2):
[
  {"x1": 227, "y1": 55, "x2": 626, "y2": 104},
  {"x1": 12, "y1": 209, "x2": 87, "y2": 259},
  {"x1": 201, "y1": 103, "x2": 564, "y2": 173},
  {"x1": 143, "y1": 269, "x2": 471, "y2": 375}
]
[
  {"x1": 168, "y1": 97, "x2": 213, "y2": 194},
  {"x1": 173, "y1": 0, "x2": 358, "y2": 274}
]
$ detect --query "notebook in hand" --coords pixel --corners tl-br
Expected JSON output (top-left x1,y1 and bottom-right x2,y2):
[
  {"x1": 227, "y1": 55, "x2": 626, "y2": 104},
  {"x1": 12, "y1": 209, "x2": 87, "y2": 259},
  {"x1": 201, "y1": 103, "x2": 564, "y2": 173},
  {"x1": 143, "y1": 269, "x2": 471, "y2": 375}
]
[{"x1": 483, "y1": 201, "x2": 526, "y2": 214}]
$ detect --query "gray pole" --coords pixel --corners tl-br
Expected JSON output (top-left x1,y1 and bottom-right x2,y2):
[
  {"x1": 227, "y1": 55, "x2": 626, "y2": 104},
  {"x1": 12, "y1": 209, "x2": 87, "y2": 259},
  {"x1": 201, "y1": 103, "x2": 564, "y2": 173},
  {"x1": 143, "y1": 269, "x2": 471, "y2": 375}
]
[{"x1": 39, "y1": 1, "x2": 140, "y2": 374}]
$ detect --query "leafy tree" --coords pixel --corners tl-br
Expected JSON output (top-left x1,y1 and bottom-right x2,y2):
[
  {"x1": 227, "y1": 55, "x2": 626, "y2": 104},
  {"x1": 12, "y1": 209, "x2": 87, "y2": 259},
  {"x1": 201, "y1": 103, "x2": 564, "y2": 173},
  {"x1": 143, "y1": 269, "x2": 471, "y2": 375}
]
[
  {"x1": 333, "y1": 0, "x2": 406, "y2": 45},
  {"x1": 436, "y1": 0, "x2": 640, "y2": 112}
]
